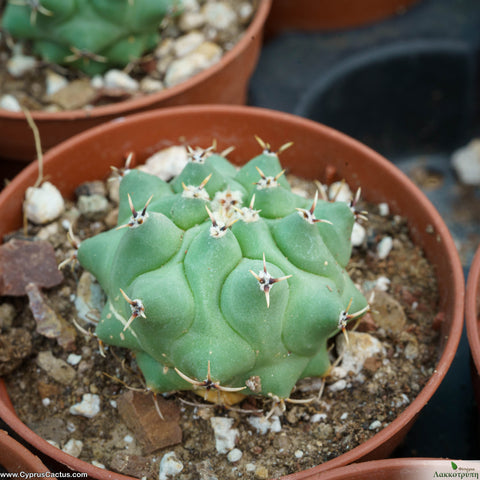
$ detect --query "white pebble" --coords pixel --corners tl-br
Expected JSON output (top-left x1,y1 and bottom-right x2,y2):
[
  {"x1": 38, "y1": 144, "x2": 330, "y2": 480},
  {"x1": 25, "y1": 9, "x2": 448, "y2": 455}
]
[
  {"x1": 311, "y1": 413, "x2": 327, "y2": 423},
  {"x1": 378, "y1": 202, "x2": 390, "y2": 216},
  {"x1": 24, "y1": 181, "x2": 65, "y2": 225},
  {"x1": 164, "y1": 42, "x2": 222, "y2": 87},
  {"x1": 451, "y1": 138, "x2": 480, "y2": 185},
  {"x1": 0, "y1": 94, "x2": 21, "y2": 112},
  {"x1": 377, "y1": 236, "x2": 393, "y2": 259},
  {"x1": 91, "y1": 461, "x2": 106, "y2": 469},
  {"x1": 375, "y1": 276, "x2": 391, "y2": 291},
  {"x1": 340, "y1": 412, "x2": 348, "y2": 421},
  {"x1": 245, "y1": 463, "x2": 256, "y2": 472},
  {"x1": 140, "y1": 77, "x2": 164, "y2": 94},
  {"x1": 227, "y1": 448, "x2": 243, "y2": 463},
  {"x1": 210, "y1": 417, "x2": 238, "y2": 454},
  {"x1": 159, "y1": 452, "x2": 183, "y2": 480},
  {"x1": 247, "y1": 415, "x2": 282, "y2": 435},
  {"x1": 173, "y1": 31, "x2": 206, "y2": 58},
  {"x1": 104, "y1": 69, "x2": 139, "y2": 92},
  {"x1": 67, "y1": 353, "x2": 82, "y2": 366},
  {"x1": 294, "y1": 450, "x2": 304, "y2": 458},
  {"x1": 123, "y1": 434, "x2": 134, "y2": 443},
  {"x1": 336, "y1": 332, "x2": 385, "y2": 377},
  {"x1": 328, "y1": 379, "x2": 347, "y2": 392},
  {"x1": 328, "y1": 181, "x2": 352, "y2": 203},
  {"x1": 351, "y1": 222, "x2": 366, "y2": 247},
  {"x1": 7, "y1": 54, "x2": 37, "y2": 77},
  {"x1": 369, "y1": 420, "x2": 382, "y2": 430},
  {"x1": 46, "y1": 440, "x2": 60, "y2": 448},
  {"x1": 202, "y1": 2, "x2": 237, "y2": 30},
  {"x1": 42, "y1": 398, "x2": 50, "y2": 407},
  {"x1": 140, "y1": 145, "x2": 189, "y2": 180},
  {"x1": 69, "y1": 393, "x2": 101, "y2": 418},
  {"x1": 45, "y1": 70, "x2": 68, "y2": 96},
  {"x1": 90, "y1": 75, "x2": 104, "y2": 89},
  {"x1": 62, "y1": 439, "x2": 83, "y2": 458}
]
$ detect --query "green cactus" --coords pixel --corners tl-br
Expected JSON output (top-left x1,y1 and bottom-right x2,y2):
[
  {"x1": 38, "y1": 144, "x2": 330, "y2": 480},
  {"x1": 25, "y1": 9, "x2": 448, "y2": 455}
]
[
  {"x1": 76, "y1": 140, "x2": 368, "y2": 402},
  {"x1": 1, "y1": 0, "x2": 181, "y2": 75}
]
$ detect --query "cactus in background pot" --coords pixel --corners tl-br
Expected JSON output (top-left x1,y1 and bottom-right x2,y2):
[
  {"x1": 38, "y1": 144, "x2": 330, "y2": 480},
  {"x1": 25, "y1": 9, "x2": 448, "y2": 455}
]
[
  {"x1": 1, "y1": 0, "x2": 182, "y2": 75},
  {"x1": 75, "y1": 139, "x2": 368, "y2": 403}
]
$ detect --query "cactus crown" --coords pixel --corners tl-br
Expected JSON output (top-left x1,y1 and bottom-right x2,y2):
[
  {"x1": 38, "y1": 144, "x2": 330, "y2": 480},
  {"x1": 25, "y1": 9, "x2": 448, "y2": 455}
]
[
  {"x1": 2, "y1": 0, "x2": 181, "y2": 75},
  {"x1": 76, "y1": 140, "x2": 368, "y2": 401}
]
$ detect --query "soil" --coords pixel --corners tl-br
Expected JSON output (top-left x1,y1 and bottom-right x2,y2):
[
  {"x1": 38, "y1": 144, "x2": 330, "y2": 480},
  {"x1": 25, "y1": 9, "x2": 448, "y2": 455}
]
[
  {"x1": 0, "y1": 166, "x2": 440, "y2": 480},
  {"x1": 0, "y1": 0, "x2": 258, "y2": 112}
]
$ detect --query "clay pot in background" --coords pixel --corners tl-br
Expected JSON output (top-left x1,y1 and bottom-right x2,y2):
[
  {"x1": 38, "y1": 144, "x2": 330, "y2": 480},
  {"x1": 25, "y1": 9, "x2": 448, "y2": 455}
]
[{"x1": 0, "y1": 0, "x2": 271, "y2": 165}]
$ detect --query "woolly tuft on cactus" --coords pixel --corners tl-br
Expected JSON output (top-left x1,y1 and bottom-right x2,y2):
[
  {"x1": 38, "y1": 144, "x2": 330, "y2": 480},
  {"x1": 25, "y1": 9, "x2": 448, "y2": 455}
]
[
  {"x1": 76, "y1": 139, "x2": 368, "y2": 402},
  {"x1": 1, "y1": 0, "x2": 181, "y2": 75}
]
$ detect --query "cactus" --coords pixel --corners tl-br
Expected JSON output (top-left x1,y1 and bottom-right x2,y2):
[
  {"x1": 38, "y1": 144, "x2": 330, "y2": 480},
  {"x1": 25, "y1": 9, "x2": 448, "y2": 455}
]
[
  {"x1": 1, "y1": 0, "x2": 181, "y2": 75},
  {"x1": 76, "y1": 139, "x2": 368, "y2": 403}
]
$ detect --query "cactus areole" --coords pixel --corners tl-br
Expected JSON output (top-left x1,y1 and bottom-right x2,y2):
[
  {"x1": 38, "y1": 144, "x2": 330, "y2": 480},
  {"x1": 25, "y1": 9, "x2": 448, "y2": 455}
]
[
  {"x1": 1, "y1": 0, "x2": 181, "y2": 75},
  {"x1": 76, "y1": 141, "x2": 368, "y2": 402}
]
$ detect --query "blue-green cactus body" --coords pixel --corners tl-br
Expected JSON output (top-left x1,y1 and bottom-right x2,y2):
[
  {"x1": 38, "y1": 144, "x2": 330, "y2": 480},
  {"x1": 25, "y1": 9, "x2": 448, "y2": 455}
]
[
  {"x1": 77, "y1": 144, "x2": 368, "y2": 400},
  {"x1": 2, "y1": 0, "x2": 181, "y2": 75}
]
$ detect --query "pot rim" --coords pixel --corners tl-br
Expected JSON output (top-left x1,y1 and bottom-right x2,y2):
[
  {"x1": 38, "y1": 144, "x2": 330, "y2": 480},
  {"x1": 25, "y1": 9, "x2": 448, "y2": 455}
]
[
  {"x1": 0, "y1": 0, "x2": 271, "y2": 121},
  {"x1": 0, "y1": 105, "x2": 465, "y2": 480},
  {"x1": 466, "y1": 247, "x2": 480, "y2": 376},
  {"x1": 0, "y1": 429, "x2": 54, "y2": 476}
]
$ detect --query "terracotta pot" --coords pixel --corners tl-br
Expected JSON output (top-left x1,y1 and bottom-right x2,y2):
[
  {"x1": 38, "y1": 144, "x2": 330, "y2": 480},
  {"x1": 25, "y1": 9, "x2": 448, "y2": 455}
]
[
  {"x1": 466, "y1": 246, "x2": 480, "y2": 408},
  {"x1": 0, "y1": 0, "x2": 271, "y2": 164},
  {"x1": 265, "y1": 0, "x2": 420, "y2": 37},
  {"x1": 0, "y1": 105, "x2": 464, "y2": 479},
  {"x1": 0, "y1": 429, "x2": 54, "y2": 476},
  {"x1": 304, "y1": 458, "x2": 473, "y2": 480}
]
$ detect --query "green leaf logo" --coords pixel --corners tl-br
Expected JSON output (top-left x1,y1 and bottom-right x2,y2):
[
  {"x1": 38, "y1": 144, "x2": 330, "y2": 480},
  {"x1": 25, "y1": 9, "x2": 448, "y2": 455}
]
[{"x1": 451, "y1": 462, "x2": 458, "y2": 470}]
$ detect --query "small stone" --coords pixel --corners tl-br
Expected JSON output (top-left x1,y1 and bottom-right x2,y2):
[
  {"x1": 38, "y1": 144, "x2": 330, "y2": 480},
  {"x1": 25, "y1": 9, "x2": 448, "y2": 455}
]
[
  {"x1": 210, "y1": 417, "x2": 238, "y2": 454},
  {"x1": 377, "y1": 236, "x2": 393, "y2": 259},
  {"x1": 159, "y1": 452, "x2": 183, "y2": 480},
  {"x1": 227, "y1": 448, "x2": 242, "y2": 463},
  {"x1": 294, "y1": 450, "x2": 304, "y2": 458},
  {"x1": 26, "y1": 282, "x2": 76, "y2": 350},
  {"x1": 75, "y1": 271, "x2": 105, "y2": 324},
  {"x1": 202, "y1": 2, "x2": 237, "y2": 30},
  {"x1": 104, "y1": 69, "x2": 139, "y2": 92},
  {"x1": 336, "y1": 331, "x2": 385, "y2": 377},
  {"x1": 370, "y1": 290, "x2": 407, "y2": 334},
  {"x1": 77, "y1": 194, "x2": 110, "y2": 220},
  {"x1": 0, "y1": 239, "x2": 63, "y2": 296},
  {"x1": 67, "y1": 353, "x2": 82, "y2": 366},
  {"x1": 247, "y1": 415, "x2": 281, "y2": 435},
  {"x1": 0, "y1": 94, "x2": 22, "y2": 112},
  {"x1": 62, "y1": 439, "x2": 83, "y2": 457},
  {"x1": 139, "y1": 146, "x2": 189, "y2": 180},
  {"x1": 45, "y1": 70, "x2": 68, "y2": 96},
  {"x1": 140, "y1": 77, "x2": 164, "y2": 94},
  {"x1": 75, "y1": 180, "x2": 107, "y2": 198},
  {"x1": 7, "y1": 54, "x2": 37, "y2": 77},
  {"x1": 328, "y1": 379, "x2": 347, "y2": 392},
  {"x1": 254, "y1": 465, "x2": 269, "y2": 479},
  {"x1": 178, "y1": 11, "x2": 205, "y2": 31},
  {"x1": 109, "y1": 452, "x2": 153, "y2": 479},
  {"x1": 451, "y1": 138, "x2": 480, "y2": 185},
  {"x1": 36, "y1": 351, "x2": 76, "y2": 385},
  {"x1": 91, "y1": 461, "x2": 106, "y2": 469},
  {"x1": 328, "y1": 181, "x2": 352, "y2": 203},
  {"x1": 0, "y1": 303, "x2": 16, "y2": 330},
  {"x1": 173, "y1": 31, "x2": 206, "y2": 57},
  {"x1": 0, "y1": 328, "x2": 32, "y2": 376},
  {"x1": 351, "y1": 222, "x2": 366, "y2": 246},
  {"x1": 69, "y1": 393, "x2": 101, "y2": 418},
  {"x1": 164, "y1": 42, "x2": 222, "y2": 87},
  {"x1": 25, "y1": 181, "x2": 65, "y2": 224},
  {"x1": 369, "y1": 420, "x2": 382, "y2": 430},
  {"x1": 378, "y1": 202, "x2": 390, "y2": 216},
  {"x1": 90, "y1": 75, "x2": 104, "y2": 89},
  {"x1": 117, "y1": 390, "x2": 182, "y2": 454},
  {"x1": 48, "y1": 79, "x2": 97, "y2": 110}
]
